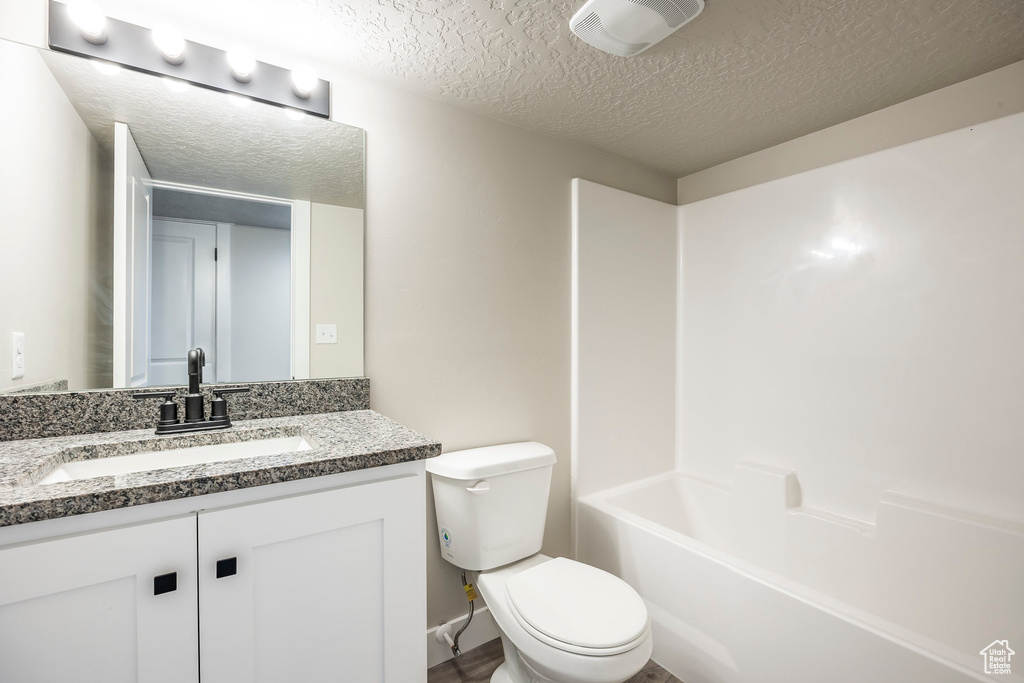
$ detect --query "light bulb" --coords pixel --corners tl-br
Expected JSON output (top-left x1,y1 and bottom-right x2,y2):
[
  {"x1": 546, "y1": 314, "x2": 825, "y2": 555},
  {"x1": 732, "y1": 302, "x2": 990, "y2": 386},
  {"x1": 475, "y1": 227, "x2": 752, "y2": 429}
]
[
  {"x1": 163, "y1": 77, "x2": 187, "y2": 93},
  {"x1": 68, "y1": 0, "x2": 107, "y2": 44},
  {"x1": 291, "y1": 65, "x2": 318, "y2": 98},
  {"x1": 91, "y1": 60, "x2": 121, "y2": 76},
  {"x1": 227, "y1": 46, "x2": 256, "y2": 83},
  {"x1": 153, "y1": 25, "x2": 186, "y2": 65}
]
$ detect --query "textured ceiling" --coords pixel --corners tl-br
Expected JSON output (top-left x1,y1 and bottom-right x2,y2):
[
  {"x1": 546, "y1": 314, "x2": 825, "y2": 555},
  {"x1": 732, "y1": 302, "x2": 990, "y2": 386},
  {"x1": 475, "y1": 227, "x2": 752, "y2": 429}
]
[
  {"x1": 91, "y1": 0, "x2": 1024, "y2": 178},
  {"x1": 152, "y1": 188, "x2": 293, "y2": 230},
  {"x1": 39, "y1": 47, "x2": 365, "y2": 208}
]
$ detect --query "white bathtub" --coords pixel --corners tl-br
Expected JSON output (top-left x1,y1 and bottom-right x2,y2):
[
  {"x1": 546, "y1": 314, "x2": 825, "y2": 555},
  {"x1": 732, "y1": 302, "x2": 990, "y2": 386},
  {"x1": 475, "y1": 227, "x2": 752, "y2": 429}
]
[{"x1": 577, "y1": 468, "x2": 1024, "y2": 683}]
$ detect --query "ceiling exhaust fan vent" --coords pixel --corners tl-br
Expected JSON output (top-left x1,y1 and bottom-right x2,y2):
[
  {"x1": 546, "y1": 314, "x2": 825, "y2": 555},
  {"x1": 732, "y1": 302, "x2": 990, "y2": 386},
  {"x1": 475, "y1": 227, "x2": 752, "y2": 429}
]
[
  {"x1": 571, "y1": 12, "x2": 651, "y2": 58},
  {"x1": 570, "y1": 0, "x2": 705, "y2": 57},
  {"x1": 630, "y1": 0, "x2": 696, "y2": 28}
]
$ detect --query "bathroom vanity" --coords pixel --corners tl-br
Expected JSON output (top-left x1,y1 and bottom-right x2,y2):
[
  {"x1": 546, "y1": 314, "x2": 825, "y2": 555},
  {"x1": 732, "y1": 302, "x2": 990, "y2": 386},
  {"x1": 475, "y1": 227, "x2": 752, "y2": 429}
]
[{"x1": 0, "y1": 385, "x2": 441, "y2": 683}]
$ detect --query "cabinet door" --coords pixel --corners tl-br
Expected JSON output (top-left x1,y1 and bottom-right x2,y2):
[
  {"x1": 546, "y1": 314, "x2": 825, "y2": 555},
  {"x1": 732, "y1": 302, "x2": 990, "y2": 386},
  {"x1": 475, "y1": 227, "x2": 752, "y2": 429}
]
[
  {"x1": 0, "y1": 515, "x2": 199, "y2": 683},
  {"x1": 198, "y1": 473, "x2": 425, "y2": 683}
]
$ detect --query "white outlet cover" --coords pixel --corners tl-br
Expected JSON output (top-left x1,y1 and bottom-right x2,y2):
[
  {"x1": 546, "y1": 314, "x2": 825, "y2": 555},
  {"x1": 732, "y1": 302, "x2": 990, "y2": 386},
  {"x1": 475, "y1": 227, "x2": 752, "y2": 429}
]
[
  {"x1": 11, "y1": 332, "x2": 25, "y2": 379},
  {"x1": 315, "y1": 324, "x2": 338, "y2": 344}
]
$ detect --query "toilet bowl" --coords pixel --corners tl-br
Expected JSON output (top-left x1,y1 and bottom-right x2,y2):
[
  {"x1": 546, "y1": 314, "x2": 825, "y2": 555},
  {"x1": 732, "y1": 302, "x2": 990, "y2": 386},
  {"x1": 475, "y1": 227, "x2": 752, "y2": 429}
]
[
  {"x1": 476, "y1": 554, "x2": 653, "y2": 683},
  {"x1": 426, "y1": 442, "x2": 653, "y2": 683}
]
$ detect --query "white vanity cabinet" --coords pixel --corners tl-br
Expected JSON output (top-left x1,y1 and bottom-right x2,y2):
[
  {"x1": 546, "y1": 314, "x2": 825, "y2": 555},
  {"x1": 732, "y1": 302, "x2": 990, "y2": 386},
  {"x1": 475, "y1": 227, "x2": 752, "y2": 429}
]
[
  {"x1": 0, "y1": 515, "x2": 200, "y2": 683},
  {"x1": 198, "y1": 474, "x2": 423, "y2": 683},
  {"x1": 0, "y1": 464, "x2": 427, "y2": 683}
]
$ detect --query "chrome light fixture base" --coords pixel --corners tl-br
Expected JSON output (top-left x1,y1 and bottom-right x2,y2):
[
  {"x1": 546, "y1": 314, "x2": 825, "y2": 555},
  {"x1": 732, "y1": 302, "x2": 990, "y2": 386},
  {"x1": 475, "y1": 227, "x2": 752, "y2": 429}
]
[{"x1": 47, "y1": 0, "x2": 330, "y2": 118}]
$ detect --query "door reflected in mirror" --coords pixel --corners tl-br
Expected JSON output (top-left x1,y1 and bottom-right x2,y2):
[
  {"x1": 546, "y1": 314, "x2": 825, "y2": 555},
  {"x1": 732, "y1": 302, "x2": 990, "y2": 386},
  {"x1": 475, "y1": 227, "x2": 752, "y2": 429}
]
[
  {"x1": 148, "y1": 188, "x2": 293, "y2": 385},
  {"x1": 0, "y1": 37, "x2": 365, "y2": 393}
]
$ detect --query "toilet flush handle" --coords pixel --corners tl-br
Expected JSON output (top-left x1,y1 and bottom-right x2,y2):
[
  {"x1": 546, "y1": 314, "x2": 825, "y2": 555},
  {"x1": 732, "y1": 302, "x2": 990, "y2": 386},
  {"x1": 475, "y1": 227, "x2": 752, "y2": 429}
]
[{"x1": 466, "y1": 480, "x2": 490, "y2": 494}]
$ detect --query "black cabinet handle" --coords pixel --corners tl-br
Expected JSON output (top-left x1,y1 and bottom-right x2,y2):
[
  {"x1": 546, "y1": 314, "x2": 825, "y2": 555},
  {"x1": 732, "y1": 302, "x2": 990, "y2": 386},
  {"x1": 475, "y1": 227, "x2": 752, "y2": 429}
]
[
  {"x1": 216, "y1": 557, "x2": 237, "y2": 579},
  {"x1": 154, "y1": 572, "x2": 177, "y2": 595}
]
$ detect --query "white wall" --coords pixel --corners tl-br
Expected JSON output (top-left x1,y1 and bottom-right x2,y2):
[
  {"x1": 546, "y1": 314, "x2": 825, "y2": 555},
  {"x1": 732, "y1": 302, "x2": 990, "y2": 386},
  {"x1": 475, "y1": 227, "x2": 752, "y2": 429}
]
[
  {"x1": 679, "y1": 111, "x2": 1024, "y2": 525},
  {"x1": 227, "y1": 225, "x2": 291, "y2": 382},
  {"x1": 0, "y1": 5, "x2": 677, "y2": 628},
  {"x1": 571, "y1": 179, "x2": 677, "y2": 516},
  {"x1": 0, "y1": 40, "x2": 111, "y2": 392},
  {"x1": 309, "y1": 203, "x2": 363, "y2": 379},
  {"x1": 678, "y1": 59, "x2": 1024, "y2": 204}
]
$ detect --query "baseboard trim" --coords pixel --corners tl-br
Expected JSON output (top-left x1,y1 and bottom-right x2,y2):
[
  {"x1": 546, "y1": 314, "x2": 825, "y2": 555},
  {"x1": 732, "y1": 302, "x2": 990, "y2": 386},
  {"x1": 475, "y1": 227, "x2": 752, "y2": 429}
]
[{"x1": 426, "y1": 605, "x2": 501, "y2": 669}]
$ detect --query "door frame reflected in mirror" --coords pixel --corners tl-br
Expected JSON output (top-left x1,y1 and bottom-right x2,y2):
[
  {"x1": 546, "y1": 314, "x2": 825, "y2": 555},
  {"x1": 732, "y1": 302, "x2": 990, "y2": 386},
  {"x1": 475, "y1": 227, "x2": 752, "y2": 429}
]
[{"x1": 112, "y1": 121, "x2": 311, "y2": 389}]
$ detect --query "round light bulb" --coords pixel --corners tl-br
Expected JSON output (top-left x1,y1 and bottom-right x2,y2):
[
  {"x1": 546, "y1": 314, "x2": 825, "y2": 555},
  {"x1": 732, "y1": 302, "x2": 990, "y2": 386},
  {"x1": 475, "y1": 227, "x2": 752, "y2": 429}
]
[
  {"x1": 91, "y1": 60, "x2": 121, "y2": 76},
  {"x1": 153, "y1": 25, "x2": 186, "y2": 65},
  {"x1": 291, "y1": 65, "x2": 318, "y2": 98},
  {"x1": 68, "y1": 0, "x2": 107, "y2": 44},
  {"x1": 227, "y1": 46, "x2": 256, "y2": 83},
  {"x1": 163, "y1": 77, "x2": 187, "y2": 93}
]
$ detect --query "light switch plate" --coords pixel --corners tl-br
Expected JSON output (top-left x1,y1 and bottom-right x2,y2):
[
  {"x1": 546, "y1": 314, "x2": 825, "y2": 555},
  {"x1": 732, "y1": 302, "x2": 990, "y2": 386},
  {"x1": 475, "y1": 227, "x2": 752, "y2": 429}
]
[
  {"x1": 11, "y1": 332, "x2": 25, "y2": 379},
  {"x1": 315, "y1": 324, "x2": 338, "y2": 344}
]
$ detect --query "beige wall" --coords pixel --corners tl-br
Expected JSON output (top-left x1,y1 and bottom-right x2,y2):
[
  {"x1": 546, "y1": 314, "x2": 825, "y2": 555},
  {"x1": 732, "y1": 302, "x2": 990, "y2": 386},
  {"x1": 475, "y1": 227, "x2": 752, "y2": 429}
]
[
  {"x1": 678, "y1": 59, "x2": 1024, "y2": 204},
  {"x1": 0, "y1": 41, "x2": 111, "y2": 392},
  {"x1": 0, "y1": 6, "x2": 676, "y2": 627},
  {"x1": 309, "y1": 203, "x2": 364, "y2": 379},
  {"x1": 333, "y1": 71, "x2": 676, "y2": 626}
]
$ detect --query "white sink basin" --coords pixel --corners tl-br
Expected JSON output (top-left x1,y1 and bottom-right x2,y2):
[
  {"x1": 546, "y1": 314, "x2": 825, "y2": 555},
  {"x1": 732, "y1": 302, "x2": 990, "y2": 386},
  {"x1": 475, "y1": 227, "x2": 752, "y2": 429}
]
[{"x1": 38, "y1": 435, "x2": 313, "y2": 485}]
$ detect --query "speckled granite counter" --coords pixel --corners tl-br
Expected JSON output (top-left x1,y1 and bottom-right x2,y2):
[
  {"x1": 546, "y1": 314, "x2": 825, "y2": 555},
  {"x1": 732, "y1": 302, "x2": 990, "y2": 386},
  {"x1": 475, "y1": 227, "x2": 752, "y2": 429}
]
[
  {"x1": 0, "y1": 377, "x2": 370, "y2": 442},
  {"x1": 0, "y1": 410, "x2": 441, "y2": 527}
]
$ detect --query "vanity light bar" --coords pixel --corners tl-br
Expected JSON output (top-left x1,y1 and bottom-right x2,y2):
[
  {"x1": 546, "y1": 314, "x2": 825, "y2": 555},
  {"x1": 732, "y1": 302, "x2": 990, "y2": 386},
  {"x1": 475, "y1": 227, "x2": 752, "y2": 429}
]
[{"x1": 47, "y1": 0, "x2": 330, "y2": 118}]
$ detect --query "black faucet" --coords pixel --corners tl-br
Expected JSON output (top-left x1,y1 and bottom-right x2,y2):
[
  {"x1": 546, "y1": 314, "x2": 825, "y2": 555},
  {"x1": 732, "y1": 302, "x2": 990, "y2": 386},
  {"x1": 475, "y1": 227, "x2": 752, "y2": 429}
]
[
  {"x1": 184, "y1": 347, "x2": 206, "y2": 423},
  {"x1": 133, "y1": 347, "x2": 250, "y2": 435}
]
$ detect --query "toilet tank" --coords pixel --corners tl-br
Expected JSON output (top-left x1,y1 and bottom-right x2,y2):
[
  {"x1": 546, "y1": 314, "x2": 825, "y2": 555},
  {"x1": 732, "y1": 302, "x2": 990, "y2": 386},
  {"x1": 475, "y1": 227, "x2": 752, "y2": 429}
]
[{"x1": 426, "y1": 442, "x2": 556, "y2": 571}]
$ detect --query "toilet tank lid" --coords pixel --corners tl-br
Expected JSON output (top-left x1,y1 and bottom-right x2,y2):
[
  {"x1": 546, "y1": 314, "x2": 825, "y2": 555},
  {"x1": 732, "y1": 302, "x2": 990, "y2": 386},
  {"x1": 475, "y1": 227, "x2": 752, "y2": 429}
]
[{"x1": 425, "y1": 442, "x2": 556, "y2": 480}]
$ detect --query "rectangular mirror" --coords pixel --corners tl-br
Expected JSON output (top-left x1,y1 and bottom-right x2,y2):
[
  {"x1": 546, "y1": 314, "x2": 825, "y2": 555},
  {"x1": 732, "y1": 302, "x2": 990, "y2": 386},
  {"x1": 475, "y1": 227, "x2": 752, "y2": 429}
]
[{"x1": 0, "y1": 37, "x2": 365, "y2": 393}]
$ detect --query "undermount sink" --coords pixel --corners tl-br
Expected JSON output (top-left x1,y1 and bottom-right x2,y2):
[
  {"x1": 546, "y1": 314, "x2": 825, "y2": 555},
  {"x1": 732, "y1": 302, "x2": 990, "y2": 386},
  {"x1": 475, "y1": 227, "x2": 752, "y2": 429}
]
[{"x1": 37, "y1": 435, "x2": 314, "y2": 485}]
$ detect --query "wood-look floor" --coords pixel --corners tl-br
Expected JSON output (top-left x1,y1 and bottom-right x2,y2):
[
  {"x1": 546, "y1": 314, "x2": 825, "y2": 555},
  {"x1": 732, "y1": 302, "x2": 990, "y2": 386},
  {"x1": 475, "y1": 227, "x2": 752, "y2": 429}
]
[{"x1": 427, "y1": 638, "x2": 684, "y2": 683}]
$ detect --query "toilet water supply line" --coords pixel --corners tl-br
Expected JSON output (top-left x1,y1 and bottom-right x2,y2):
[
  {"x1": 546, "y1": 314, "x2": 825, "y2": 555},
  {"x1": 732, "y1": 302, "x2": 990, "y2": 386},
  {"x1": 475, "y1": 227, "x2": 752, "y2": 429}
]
[{"x1": 436, "y1": 571, "x2": 477, "y2": 657}]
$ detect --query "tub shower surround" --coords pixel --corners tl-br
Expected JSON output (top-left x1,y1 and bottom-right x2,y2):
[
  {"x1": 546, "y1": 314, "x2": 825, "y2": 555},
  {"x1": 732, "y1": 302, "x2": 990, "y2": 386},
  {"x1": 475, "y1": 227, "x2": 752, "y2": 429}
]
[
  {"x1": 572, "y1": 113, "x2": 1024, "y2": 683},
  {"x1": 0, "y1": 377, "x2": 370, "y2": 442}
]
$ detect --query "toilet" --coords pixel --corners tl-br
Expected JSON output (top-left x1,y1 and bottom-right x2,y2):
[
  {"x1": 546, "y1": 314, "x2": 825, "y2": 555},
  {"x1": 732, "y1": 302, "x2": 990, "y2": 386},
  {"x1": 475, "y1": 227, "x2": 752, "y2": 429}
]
[{"x1": 426, "y1": 442, "x2": 653, "y2": 683}]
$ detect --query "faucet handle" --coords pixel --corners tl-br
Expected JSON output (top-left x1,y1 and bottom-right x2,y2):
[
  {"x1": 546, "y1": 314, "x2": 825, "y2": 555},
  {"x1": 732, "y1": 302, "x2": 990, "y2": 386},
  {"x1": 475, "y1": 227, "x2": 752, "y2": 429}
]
[
  {"x1": 133, "y1": 391, "x2": 180, "y2": 427},
  {"x1": 213, "y1": 387, "x2": 250, "y2": 397},
  {"x1": 209, "y1": 387, "x2": 250, "y2": 425}
]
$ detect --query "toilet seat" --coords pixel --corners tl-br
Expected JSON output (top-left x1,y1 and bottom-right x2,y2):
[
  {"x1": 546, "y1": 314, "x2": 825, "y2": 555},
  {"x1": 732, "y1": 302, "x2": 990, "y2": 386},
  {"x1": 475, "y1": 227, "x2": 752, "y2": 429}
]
[
  {"x1": 504, "y1": 557, "x2": 650, "y2": 656},
  {"x1": 477, "y1": 554, "x2": 654, "y2": 683}
]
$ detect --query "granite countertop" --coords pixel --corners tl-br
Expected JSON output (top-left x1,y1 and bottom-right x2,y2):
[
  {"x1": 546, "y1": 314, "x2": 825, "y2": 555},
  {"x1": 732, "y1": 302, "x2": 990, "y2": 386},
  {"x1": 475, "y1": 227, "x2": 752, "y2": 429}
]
[{"x1": 0, "y1": 410, "x2": 441, "y2": 527}]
